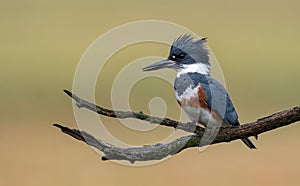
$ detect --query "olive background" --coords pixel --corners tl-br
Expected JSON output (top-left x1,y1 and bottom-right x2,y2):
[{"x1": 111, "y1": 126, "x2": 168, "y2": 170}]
[{"x1": 1, "y1": 0, "x2": 300, "y2": 186}]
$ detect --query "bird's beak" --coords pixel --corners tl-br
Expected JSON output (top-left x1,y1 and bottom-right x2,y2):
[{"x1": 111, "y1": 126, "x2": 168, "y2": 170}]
[{"x1": 142, "y1": 59, "x2": 176, "y2": 71}]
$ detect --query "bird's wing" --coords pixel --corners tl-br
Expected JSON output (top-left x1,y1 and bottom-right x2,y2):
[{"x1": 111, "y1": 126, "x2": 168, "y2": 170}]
[
  {"x1": 188, "y1": 73, "x2": 240, "y2": 126},
  {"x1": 206, "y1": 77, "x2": 239, "y2": 126}
]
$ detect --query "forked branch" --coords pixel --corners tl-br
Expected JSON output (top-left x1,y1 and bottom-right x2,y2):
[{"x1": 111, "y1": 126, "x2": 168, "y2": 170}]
[{"x1": 54, "y1": 90, "x2": 300, "y2": 163}]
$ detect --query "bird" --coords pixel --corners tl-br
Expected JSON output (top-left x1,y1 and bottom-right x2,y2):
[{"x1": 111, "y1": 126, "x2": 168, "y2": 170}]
[{"x1": 142, "y1": 34, "x2": 256, "y2": 149}]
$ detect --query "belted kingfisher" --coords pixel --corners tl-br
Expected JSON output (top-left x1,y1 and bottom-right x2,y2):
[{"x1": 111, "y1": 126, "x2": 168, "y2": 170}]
[{"x1": 143, "y1": 34, "x2": 256, "y2": 149}]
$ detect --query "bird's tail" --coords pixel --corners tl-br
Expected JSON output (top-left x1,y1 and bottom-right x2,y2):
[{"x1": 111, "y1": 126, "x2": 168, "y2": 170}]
[{"x1": 241, "y1": 138, "x2": 256, "y2": 149}]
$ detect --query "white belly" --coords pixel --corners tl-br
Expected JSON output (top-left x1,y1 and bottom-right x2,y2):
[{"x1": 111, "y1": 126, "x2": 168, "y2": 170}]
[
  {"x1": 181, "y1": 105, "x2": 211, "y2": 125},
  {"x1": 175, "y1": 88, "x2": 219, "y2": 126}
]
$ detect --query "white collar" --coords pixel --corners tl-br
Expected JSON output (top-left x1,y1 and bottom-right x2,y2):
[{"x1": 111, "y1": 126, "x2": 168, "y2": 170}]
[{"x1": 176, "y1": 63, "x2": 210, "y2": 77}]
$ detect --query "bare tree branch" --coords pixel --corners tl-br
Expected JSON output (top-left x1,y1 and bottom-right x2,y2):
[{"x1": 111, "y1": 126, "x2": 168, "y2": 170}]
[
  {"x1": 53, "y1": 123, "x2": 197, "y2": 163},
  {"x1": 63, "y1": 89, "x2": 202, "y2": 134},
  {"x1": 54, "y1": 90, "x2": 300, "y2": 163}
]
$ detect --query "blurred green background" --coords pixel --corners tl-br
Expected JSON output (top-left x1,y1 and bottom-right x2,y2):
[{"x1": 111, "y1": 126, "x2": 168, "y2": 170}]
[{"x1": 1, "y1": 0, "x2": 300, "y2": 185}]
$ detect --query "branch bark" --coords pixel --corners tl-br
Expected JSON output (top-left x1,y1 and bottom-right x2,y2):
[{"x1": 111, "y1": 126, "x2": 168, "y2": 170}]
[
  {"x1": 54, "y1": 90, "x2": 300, "y2": 163},
  {"x1": 62, "y1": 89, "x2": 201, "y2": 134}
]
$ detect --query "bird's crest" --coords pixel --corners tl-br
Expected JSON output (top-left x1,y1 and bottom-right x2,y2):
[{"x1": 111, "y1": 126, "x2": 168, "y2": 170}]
[
  {"x1": 172, "y1": 34, "x2": 209, "y2": 54},
  {"x1": 172, "y1": 34, "x2": 210, "y2": 65}
]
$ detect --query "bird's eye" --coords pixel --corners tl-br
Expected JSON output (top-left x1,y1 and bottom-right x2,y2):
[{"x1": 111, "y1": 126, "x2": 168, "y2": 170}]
[
  {"x1": 178, "y1": 53, "x2": 185, "y2": 59},
  {"x1": 169, "y1": 53, "x2": 186, "y2": 62}
]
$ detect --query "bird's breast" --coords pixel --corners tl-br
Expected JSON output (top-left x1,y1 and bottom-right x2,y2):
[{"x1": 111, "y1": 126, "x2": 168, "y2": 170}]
[
  {"x1": 175, "y1": 83, "x2": 208, "y2": 109},
  {"x1": 175, "y1": 84, "x2": 222, "y2": 125}
]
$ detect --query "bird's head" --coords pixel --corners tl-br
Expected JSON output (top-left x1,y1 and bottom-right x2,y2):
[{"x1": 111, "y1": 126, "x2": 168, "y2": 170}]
[{"x1": 143, "y1": 34, "x2": 211, "y2": 76}]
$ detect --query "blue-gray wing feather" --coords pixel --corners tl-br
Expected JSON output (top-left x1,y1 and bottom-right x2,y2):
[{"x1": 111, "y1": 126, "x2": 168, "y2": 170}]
[{"x1": 176, "y1": 73, "x2": 239, "y2": 126}]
